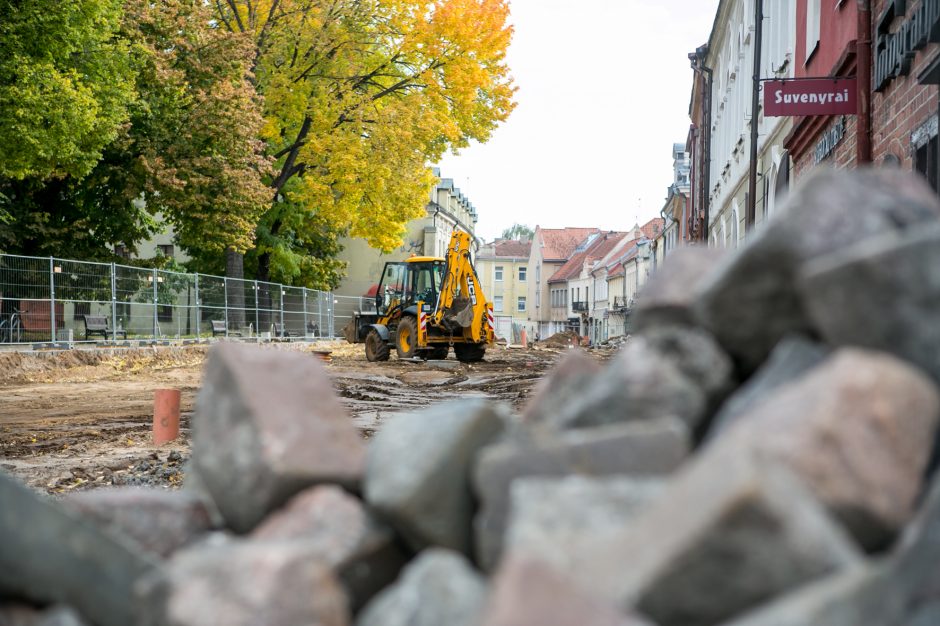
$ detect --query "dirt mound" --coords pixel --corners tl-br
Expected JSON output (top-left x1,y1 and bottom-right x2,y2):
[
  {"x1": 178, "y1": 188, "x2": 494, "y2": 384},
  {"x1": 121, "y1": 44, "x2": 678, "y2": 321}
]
[
  {"x1": 0, "y1": 346, "x2": 209, "y2": 385},
  {"x1": 539, "y1": 331, "x2": 579, "y2": 348}
]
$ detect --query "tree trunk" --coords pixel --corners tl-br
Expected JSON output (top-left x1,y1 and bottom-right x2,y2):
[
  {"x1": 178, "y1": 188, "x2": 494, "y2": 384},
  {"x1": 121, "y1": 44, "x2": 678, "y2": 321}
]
[{"x1": 225, "y1": 247, "x2": 246, "y2": 330}]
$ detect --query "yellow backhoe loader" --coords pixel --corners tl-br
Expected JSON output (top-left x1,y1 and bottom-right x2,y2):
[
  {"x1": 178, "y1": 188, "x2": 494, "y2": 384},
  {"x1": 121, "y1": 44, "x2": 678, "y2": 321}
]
[{"x1": 343, "y1": 230, "x2": 494, "y2": 362}]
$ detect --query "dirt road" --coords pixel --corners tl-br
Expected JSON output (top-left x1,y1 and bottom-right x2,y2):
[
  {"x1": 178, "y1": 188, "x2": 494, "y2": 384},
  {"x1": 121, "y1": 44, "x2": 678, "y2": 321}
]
[{"x1": 0, "y1": 341, "x2": 573, "y2": 493}]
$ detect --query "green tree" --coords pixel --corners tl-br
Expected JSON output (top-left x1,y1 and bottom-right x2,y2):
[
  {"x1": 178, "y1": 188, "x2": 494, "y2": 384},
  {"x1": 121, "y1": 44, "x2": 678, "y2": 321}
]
[
  {"x1": 0, "y1": 0, "x2": 137, "y2": 181},
  {"x1": 501, "y1": 223, "x2": 534, "y2": 240},
  {"x1": 0, "y1": 0, "x2": 271, "y2": 263},
  {"x1": 214, "y1": 0, "x2": 516, "y2": 288}
]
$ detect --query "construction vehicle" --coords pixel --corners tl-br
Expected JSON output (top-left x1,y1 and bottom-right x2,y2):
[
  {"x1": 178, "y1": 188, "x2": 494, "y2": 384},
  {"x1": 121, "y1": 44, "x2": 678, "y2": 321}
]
[{"x1": 343, "y1": 230, "x2": 495, "y2": 362}]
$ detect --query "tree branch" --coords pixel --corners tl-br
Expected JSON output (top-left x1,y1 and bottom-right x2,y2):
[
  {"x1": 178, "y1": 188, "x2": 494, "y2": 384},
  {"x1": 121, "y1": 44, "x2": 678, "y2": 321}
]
[{"x1": 225, "y1": 0, "x2": 246, "y2": 32}]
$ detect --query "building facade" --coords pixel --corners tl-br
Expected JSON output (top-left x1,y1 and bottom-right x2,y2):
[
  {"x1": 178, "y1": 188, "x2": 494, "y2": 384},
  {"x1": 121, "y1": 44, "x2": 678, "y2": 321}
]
[
  {"x1": 699, "y1": 0, "x2": 796, "y2": 247},
  {"x1": 476, "y1": 239, "x2": 532, "y2": 339},
  {"x1": 870, "y1": 0, "x2": 940, "y2": 189},
  {"x1": 785, "y1": 0, "x2": 869, "y2": 178},
  {"x1": 527, "y1": 227, "x2": 598, "y2": 339}
]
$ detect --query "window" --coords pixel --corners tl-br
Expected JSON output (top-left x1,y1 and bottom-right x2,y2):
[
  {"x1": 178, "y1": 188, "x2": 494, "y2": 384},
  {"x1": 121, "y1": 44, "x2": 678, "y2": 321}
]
[
  {"x1": 518, "y1": 296, "x2": 526, "y2": 312},
  {"x1": 493, "y1": 296, "x2": 504, "y2": 312},
  {"x1": 915, "y1": 133, "x2": 939, "y2": 193},
  {"x1": 114, "y1": 245, "x2": 131, "y2": 259},
  {"x1": 158, "y1": 305, "x2": 173, "y2": 322},
  {"x1": 518, "y1": 266, "x2": 527, "y2": 281},
  {"x1": 495, "y1": 266, "x2": 504, "y2": 281},
  {"x1": 805, "y1": 0, "x2": 821, "y2": 62},
  {"x1": 157, "y1": 244, "x2": 175, "y2": 258}
]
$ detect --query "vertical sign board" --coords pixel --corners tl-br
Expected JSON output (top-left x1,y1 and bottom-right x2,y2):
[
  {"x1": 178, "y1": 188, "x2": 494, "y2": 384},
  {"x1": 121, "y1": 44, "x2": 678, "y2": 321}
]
[{"x1": 764, "y1": 78, "x2": 858, "y2": 117}]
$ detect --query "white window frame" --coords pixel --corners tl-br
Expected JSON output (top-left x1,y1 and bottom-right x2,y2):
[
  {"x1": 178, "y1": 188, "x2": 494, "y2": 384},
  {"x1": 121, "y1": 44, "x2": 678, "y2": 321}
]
[
  {"x1": 493, "y1": 296, "x2": 504, "y2": 312},
  {"x1": 518, "y1": 296, "x2": 526, "y2": 312},
  {"x1": 495, "y1": 266, "x2": 504, "y2": 282},
  {"x1": 805, "y1": 0, "x2": 821, "y2": 63},
  {"x1": 518, "y1": 266, "x2": 527, "y2": 281}
]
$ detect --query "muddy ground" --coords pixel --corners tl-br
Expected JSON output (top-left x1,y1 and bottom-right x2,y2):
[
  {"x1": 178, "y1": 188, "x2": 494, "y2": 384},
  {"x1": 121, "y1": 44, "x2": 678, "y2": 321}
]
[{"x1": 0, "y1": 341, "x2": 599, "y2": 494}]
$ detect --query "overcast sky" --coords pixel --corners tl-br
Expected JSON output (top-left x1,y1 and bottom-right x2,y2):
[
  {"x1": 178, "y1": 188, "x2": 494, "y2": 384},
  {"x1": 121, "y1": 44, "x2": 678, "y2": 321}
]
[{"x1": 436, "y1": 0, "x2": 720, "y2": 242}]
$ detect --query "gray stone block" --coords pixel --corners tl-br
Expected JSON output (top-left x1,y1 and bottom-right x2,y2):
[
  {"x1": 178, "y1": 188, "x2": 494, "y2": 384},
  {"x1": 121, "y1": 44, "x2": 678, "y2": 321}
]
[
  {"x1": 633, "y1": 245, "x2": 728, "y2": 331},
  {"x1": 137, "y1": 540, "x2": 350, "y2": 626},
  {"x1": 355, "y1": 549, "x2": 486, "y2": 626},
  {"x1": 63, "y1": 488, "x2": 214, "y2": 558},
  {"x1": 0, "y1": 472, "x2": 160, "y2": 626},
  {"x1": 694, "y1": 168, "x2": 940, "y2": 373},
  {"x1": 364, "y1": 399, "x2": 505, "y2": 555},
  {"x1": 192, "y1": 343, "x2": 366, "y2": 532},
  {"x1": 473, "y1": 418, "x2": 689, "y2": 571},
  {"x1": 717, "y1": 348, "x2": 940, "y2": 550},
  {"x1": 706, "y1": 335, "x2": 829, "y2": 441},
  {"x1": 250, "y1": 485, "x2": 407, "y2": 612},
  {"x1": 719, "y1": 563, "x2": 901, "y2": 626},
  {"x1": 800, "y1": 223, "x2": 940, "y2": 383},
  {"x1": 521, "y1": 349, "x2": 602, "y2": 428},
  {"x1": 480, "y1": 554, "x2": 654, "y2": 626},
  {"x1": 576, "y1": 450, "x2": 861, "y2": 626},
  {"x1": 504, "y1": 476, "x2": 664, "y2": 575},
  {"x1": 0, "y1": 604, "x2": 90, "y2": 626},
  {"x1": 541, "y1": 337, "x2": 709, "y2": 432}
]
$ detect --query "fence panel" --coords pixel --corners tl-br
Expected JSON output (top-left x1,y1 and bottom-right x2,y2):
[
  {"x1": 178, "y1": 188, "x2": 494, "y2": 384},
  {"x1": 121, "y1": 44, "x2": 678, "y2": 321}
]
[
  {"x1": 0, "y1": 255, "x2": 53, "y2": 343},
  {"x1": 114, "y1": 264, "x2": 159, "y2": 340},
  {"x1": 0, "y1": 253, "x2": 340, "y2": 346},
  {"x1": 52, "y1": 258, "x2": 114, "y2": 343}
]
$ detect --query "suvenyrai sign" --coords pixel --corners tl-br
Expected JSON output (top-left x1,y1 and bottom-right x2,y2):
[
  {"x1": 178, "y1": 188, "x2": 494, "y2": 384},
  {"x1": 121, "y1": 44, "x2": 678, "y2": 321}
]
[{"x1": 764, "y1": 78, "x2": 858, "y2": 117}]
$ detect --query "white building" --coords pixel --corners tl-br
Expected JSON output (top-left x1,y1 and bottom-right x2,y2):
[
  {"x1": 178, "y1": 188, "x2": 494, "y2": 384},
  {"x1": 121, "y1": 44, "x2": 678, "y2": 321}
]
[{"x1": 705, "y1": 0, "x2": 795, "y2": 248}]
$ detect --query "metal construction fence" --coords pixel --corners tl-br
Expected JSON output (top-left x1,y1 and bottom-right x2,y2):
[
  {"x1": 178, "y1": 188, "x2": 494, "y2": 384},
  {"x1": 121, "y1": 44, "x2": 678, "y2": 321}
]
[{"x1": 0, "y1": 253, "x2": 364, "y2": 346}]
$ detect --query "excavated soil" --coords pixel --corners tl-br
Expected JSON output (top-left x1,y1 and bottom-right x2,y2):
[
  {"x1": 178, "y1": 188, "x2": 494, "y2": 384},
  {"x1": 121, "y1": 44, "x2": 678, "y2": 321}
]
[{"x1": 0, "y1": 341, "x2": 589, "y2": 494}]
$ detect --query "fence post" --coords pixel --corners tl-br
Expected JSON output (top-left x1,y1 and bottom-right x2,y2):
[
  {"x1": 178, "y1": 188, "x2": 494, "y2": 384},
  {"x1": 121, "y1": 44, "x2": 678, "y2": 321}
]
[
  {"x1": 152, "y1": 268, "x2": 158, "y2": 339},
  {"x1": 328, "y1": 292, "x2": 335, "y2": 338},
  {"x1": 194, "y1": 273, "x2": 200, "y2": 339},
  {"x1": 49, "y1": 257, "x2": 56, "y2": 345},
  {"x1": 279, "y1": 285, "x2": 285, "y2": 336},
  {"x1": 303, "y1": 289, "x2": 309, "y2": 339},
  {"x1": 110, "y1": 263, "x2": 118, "y2": 342},
  {"x1": 318, "y1": 291, "x2": 323, "y2": 339},
  {"x1": 253, "y1": 281, "x2": 259, "y2": 337},
  {"x1": 223, "y1": 277, "x2": 229, "y2": 337}
]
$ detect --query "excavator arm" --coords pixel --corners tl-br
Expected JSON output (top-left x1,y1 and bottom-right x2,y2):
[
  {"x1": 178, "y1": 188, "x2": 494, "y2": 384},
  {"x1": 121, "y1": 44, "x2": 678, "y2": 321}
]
[{"x1": 432, "y1": 231, "x2": 491, "y2": 342}]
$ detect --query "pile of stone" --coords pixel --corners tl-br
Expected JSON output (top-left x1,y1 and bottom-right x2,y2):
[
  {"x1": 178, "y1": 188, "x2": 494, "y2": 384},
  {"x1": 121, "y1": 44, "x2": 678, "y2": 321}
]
[{"x1": 3, "y1": 168, "x2": 940, "y2": 625}]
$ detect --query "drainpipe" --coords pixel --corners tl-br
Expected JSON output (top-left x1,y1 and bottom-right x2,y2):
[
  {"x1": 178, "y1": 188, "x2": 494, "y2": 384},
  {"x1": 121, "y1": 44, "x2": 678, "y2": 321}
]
[
  {"x1": 690, "y1": 47, "x2": 713, "y2": 241},
  {"x1": 857, "y1": 0, "x2": 872, "y2": 164},
  {"x1": 747, "y1": 0, "x2": 764, "y2": 231}
]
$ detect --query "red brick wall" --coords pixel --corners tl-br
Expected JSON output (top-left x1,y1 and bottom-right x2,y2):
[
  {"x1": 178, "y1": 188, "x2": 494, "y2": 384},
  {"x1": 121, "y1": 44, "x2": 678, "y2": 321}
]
[
  {"x1": 871, "y1": 0, "x2": 940, "y2": 168},
  {"x1": 793, "y1": 114, "x2": 859, "y2": 179}
]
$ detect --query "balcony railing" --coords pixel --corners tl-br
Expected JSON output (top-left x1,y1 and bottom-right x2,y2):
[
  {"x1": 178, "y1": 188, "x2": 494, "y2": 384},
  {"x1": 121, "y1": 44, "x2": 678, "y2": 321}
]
[{"x1": 572, "y1": 301, "x2": 589, "y2": 312}]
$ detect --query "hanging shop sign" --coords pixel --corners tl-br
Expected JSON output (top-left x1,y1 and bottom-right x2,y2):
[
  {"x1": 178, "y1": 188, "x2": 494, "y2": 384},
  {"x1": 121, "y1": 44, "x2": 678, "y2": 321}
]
[
  {"x1": 764, "y1": 78, "x2": 857, "y2": 117},
  {"x1": 813, "y1": 116, "x2": 847, "y2": 165},
  {"x1": 875, "y1": 0, "x2": 940, "y2": 91}
]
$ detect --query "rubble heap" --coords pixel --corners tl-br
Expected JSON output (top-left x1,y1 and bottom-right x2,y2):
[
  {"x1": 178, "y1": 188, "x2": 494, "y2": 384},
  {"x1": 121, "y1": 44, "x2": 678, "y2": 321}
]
[{"x1": 3, "y1": 168, "x2": 940, "y2": 625}]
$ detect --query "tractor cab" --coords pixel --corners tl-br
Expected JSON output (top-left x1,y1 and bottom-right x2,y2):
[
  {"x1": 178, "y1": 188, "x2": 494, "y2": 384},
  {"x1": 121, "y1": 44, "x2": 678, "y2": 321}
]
[{"x1": 376, "y1": 257, "x2": 446, "y2": 318}]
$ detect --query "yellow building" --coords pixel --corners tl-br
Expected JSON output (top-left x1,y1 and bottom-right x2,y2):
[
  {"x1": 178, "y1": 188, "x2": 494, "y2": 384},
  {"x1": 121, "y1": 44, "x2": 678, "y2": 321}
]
[{"x1": 476, "y1": 239, "x2": 532, "y2": 339}]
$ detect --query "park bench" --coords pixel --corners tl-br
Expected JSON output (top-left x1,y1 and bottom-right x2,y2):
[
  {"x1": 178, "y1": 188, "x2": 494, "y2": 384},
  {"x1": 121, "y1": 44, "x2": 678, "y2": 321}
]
[
  {"x1": 272, "y1": 322, "x2": 300, "y2": 338},
  {"x1": 81, "y1": 315, "x2": 126, "y2": 340},
  {"x1": 211, "y1": 320, "x2": 227, "y2": 337}
]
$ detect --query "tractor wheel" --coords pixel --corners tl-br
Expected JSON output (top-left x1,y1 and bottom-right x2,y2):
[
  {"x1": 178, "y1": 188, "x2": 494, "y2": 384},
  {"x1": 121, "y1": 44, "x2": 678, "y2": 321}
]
[
  {"x1": 427, "y1": 345, "x2": 449, "y2": 360},
  {"x1": 454, "y1": 342, "x2": 486, "y2": 363},
  {"x1": 365, "y1": 329, "x2": 390, "y2": 362},
  {"x1": 395, "y1": 316, "x2": 419, "y2": 359}
]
